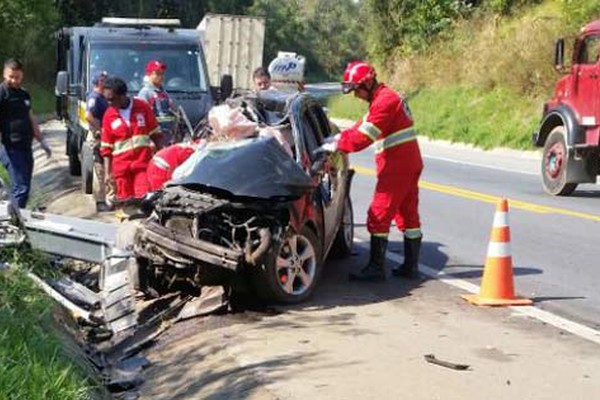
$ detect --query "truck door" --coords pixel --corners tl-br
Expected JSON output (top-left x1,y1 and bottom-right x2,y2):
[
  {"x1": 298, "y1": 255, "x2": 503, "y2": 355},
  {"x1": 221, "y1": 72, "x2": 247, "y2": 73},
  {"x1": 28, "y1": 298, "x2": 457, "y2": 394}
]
[{"x1": 572, "y1": 34, "x2": 600, "y2": 128}]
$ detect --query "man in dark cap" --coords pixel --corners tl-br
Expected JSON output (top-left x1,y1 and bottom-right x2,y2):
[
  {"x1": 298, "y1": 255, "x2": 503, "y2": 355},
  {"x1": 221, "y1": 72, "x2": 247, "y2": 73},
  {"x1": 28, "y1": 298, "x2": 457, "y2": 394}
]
[{"x1": 86, "y1": 71, "x2": 111, "y2": 212}]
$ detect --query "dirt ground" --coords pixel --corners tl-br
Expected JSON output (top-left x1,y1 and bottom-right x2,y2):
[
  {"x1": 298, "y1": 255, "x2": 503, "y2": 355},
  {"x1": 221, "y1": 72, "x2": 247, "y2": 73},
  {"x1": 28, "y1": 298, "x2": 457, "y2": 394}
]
[{"x1": 33, "y1": 120, "x2": 119, "y2": 223}]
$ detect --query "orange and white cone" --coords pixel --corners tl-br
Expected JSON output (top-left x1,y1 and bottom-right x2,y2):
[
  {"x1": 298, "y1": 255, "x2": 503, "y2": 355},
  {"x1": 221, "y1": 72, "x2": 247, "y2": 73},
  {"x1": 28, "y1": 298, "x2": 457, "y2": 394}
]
[{"x1": 462, "y1": 198, "x2": 532, "y2": 306}]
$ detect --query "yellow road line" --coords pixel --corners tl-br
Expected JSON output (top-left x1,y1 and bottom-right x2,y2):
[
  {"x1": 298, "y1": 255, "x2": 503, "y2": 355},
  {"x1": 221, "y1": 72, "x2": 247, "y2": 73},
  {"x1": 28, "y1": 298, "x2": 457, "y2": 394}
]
[{"x1": 352, "y1": 165, "x2": 600, "y2": 222}]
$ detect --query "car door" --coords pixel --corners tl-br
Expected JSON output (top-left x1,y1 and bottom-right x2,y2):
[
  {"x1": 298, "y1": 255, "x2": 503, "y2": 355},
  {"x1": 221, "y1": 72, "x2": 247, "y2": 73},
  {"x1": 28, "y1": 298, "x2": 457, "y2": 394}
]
[{"x1": 301, "y1": 102, "x2": 343, "y2": 245}]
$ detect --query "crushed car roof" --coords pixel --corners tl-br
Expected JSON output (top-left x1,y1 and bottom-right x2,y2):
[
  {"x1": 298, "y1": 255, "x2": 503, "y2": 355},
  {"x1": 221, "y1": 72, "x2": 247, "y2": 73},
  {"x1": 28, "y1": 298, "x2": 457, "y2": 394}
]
[{"x1": 169, "y1": 136, "x2": 314, "y2": 200}]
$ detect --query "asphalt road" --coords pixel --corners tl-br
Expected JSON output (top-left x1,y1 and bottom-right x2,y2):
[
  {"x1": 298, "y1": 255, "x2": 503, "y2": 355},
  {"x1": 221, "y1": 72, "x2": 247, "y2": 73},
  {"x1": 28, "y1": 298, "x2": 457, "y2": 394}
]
[{"x1": 348, "y1": 136, "x2": 600, "y2": 330}]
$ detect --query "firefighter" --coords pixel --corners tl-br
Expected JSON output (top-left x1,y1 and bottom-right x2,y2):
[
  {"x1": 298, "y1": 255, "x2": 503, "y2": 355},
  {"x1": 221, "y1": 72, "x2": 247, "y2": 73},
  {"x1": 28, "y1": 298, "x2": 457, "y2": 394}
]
[
  {"x1": 146, "y1": 141, "x2": 198, "y2": 191},
  {"x1": 85, "y1": 71, "x2": 112, "y2": 212},
  {"x1": 321, "y1": 61, "x2": 423, "y2": 281},
  {"x1": 137, "y1": 60, "x2": 176, "y2": 148},
  {"x1": 100, "y1": 76, "x2": 160, "y2": 202}
]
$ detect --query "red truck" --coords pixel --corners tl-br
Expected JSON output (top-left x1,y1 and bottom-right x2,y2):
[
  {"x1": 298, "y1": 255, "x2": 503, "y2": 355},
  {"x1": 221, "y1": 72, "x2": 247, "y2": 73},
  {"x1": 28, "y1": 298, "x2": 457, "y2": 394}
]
[{"x1": 533, "y1": 20, "x2": 600, "y2": 195}]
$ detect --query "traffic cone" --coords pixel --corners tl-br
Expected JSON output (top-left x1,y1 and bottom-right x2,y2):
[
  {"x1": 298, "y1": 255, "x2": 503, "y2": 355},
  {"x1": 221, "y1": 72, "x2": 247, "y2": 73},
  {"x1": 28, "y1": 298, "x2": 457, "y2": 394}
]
[{"x1": 462, "y1": 198, "x2": 532, "y2": 306}]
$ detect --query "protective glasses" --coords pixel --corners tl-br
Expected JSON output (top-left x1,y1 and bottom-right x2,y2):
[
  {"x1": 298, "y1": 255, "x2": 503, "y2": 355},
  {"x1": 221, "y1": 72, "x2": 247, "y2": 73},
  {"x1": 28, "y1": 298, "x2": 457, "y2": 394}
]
[{"x1": 341, "y1": 82, "x2": 358, "y2": 94}]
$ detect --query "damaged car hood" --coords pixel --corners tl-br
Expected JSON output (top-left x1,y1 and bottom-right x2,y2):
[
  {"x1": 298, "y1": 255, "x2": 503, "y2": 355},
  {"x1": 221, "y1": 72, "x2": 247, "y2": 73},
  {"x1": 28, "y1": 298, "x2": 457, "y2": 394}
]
[{"x1": 170, "y1": 136, "x2": 314, "y2": 200}]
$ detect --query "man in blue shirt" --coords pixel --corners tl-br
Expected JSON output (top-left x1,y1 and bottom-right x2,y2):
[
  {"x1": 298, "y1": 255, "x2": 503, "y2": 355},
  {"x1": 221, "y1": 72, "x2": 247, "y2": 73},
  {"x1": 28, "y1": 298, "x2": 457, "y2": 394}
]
[
  {"x1": 0, "y1": 58, "x2": 51, "y2": 208},
  {"x1": 85, "y1": 71, "x2": 111, "y2": 212}
]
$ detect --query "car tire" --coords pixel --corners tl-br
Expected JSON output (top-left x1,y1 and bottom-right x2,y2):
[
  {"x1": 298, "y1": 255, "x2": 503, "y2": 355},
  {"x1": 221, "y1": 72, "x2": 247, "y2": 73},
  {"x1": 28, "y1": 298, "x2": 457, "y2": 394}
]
[
  {"x1": 253, "y1": 226, "x2": 322, "y2": 304},
  {"x1": 329, "y1": 193, "x2": 354, "y2": 259},
  {"x1": 542, "y1": 126, "x2": 577, "y2": 196}
]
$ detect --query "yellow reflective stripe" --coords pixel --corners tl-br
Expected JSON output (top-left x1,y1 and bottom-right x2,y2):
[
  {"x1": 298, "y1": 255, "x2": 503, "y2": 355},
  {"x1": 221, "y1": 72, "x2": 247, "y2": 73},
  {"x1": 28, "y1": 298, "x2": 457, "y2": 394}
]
[
  {"x1": 157, "y1": 115, "x2": 175, "y2": 123},
  {"x1": 152, "y1": 155, "x2": 170, "y2": 171},
  {"x1": 372, "y1": 232, "x2": 389, "y2": 238},
  {"x1": 404, "y1": 228, "x2": 422, "y2": 239},
  {"x1": 148, "y1": 127, "x2": 161, "y2": 137},
  {"x1": 112, "y1": 135, "x2": 152, "y2": 155},
  {"x1": 358, "y1": 116, "x2": 381, "y2": 141},
  {"x1": 100, "y1": 142, "x2": 113, "y2": 149},
  {"x1": 374, "y1": 128, "x2": 416, "y2": 153},
  {"x1": 78, "y1": 101, "x2": 89, "y2": 130}
]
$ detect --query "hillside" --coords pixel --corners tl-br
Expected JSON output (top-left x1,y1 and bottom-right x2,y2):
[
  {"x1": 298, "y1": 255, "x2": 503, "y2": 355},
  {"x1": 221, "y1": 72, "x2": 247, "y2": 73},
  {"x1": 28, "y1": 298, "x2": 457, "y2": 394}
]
[{"x1": 329, "y1": 0, "x2": 600, "y2": 150}]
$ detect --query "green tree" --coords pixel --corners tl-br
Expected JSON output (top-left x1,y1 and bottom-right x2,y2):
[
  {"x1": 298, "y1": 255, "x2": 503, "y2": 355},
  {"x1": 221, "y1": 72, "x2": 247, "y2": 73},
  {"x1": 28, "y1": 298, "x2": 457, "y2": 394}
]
[
  {"x1": 363, "y1": 0, "x2": 469, "y2": 62},
  {"x1": 249, "y1": 0, "x2": 366, "y2": 81},
  {"x1": 302, "y1": 0, "x2": 367, "y2": 79},
  {"x1": 0, "y1": 0, "x2": 59, "y2": 82}
]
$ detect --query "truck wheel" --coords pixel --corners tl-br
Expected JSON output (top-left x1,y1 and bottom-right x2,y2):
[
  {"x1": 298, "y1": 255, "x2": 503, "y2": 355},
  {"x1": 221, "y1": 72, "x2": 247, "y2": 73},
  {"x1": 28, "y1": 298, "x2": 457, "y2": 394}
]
[
  {"x1": 81, "y1": 142, "x2": 94, "y2": 194},
  {"x1": 253, "y1": 226, "x2": 322, "y2": 304},
  {"x1": 67, "y1": 130, "x2": 81, "y2": 176},
  {"x1": 542, "y1": 126, "x2": 577, "y2": 196}
]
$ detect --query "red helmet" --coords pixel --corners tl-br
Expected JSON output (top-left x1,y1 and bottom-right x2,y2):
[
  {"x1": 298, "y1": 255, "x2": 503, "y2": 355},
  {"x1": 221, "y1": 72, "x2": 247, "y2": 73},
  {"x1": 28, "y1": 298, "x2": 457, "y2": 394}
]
[
  {"x1": 145, "y1": 60, "x2": 167, "y2": 75},
  {"x1": 341, "y1": 61, "x2": 376, "y2": 94}
]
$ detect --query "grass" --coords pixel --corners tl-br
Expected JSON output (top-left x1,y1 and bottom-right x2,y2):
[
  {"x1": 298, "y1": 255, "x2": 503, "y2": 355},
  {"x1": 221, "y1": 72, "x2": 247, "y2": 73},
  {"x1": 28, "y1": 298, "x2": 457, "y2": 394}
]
[
  {"x1": 409, "y1": 86, "x2": 541, "y2": 150},
  {"x1": 327, "y1": 85, "x2": 541, "y2": 150},
  {"x1": 0, "y1": 249, "x2": 96, "y2": 400},
  {"x1": 326, "y1": 94, "x2": 367, "y2": 121},
  {"x1": 28, "y1": 83, "x2": 55, "y2": 116}
]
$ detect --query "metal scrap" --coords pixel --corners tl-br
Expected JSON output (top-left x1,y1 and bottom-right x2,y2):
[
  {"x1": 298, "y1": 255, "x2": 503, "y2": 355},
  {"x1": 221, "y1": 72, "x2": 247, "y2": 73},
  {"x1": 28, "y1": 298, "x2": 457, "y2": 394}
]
[{"x1": 424, "y1": 354, "x2": 470, "y2": 371}]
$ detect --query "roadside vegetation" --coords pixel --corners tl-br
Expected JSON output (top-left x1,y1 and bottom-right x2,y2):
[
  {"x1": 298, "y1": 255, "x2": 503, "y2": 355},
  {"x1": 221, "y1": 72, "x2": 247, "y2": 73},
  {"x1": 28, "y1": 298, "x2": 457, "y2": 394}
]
[
  {"x1": 328, "y1": 0, "x2": 600, "y2": 150},
  {"x1": 0, "y1": 249, "x2": 95, "y2": 400}
]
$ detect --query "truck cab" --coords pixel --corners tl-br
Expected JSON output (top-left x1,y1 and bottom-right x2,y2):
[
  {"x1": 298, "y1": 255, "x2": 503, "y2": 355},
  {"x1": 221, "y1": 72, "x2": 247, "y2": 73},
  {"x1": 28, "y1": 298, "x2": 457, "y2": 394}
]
[
  {"x1": 533, "y1": 20, "x2": 600, "y2": 196},
  {"x1": 55, "y1": 18, "x2": 225, "y2": 194}
]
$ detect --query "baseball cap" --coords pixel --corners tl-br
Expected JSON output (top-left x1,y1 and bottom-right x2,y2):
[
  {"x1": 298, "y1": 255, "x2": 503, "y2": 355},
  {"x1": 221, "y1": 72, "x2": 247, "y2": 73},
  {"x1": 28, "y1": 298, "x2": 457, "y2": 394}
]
[
  {"x1": 92, "y1": 71, "x2": 107, "y2": 85},
  {"x1": 146, "y1": 60, "x2": 167, "y2": 74}
]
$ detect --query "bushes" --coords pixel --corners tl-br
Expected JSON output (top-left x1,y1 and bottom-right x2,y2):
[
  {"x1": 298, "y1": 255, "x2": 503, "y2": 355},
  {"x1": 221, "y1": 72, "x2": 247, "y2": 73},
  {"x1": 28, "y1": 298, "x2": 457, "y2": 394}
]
[
  {"x1": 363, "y1": 0, "x2": 470, "y2": 63},
  {"x1": 0, "y1": 1, "x2": 59, "y2": 85},
  {"x1": 560, "y1": 0, "x2": 600, "y2": 29}
]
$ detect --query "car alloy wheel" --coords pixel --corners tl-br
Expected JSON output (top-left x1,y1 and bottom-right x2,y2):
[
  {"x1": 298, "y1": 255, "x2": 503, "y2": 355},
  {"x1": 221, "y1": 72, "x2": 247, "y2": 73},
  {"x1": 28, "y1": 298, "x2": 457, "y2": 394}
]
[{"x1": 276, "y1": 233, "x2": 317, "y2": 296}]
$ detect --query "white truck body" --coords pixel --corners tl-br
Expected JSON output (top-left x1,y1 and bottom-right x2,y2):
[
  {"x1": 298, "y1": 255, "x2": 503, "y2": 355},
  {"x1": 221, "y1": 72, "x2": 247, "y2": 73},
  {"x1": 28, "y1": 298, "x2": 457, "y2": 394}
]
[{"x1": 198, "y1": 14, "x2": 266, "y2": 91}]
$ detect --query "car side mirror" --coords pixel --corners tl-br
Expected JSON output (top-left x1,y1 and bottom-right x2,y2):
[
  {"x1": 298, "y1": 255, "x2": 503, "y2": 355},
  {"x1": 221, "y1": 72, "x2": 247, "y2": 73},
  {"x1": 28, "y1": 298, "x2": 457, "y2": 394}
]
[{"x1": 554, "y1": 38, "x2": 565, "y2": 72}]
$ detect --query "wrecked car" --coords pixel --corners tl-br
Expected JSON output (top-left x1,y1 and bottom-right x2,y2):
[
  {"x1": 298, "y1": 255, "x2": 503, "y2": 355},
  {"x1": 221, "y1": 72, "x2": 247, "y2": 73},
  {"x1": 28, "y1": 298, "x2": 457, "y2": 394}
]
[{"x1": 134, "y1": 91, "x2": 354, "y2": 303}]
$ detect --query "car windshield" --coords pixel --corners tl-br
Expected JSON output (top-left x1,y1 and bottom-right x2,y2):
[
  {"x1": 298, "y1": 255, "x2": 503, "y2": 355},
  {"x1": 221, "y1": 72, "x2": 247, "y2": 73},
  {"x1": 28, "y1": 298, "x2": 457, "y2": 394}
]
[{"x1": 88, "y1": 43, "x2": 208, "y2": 93}]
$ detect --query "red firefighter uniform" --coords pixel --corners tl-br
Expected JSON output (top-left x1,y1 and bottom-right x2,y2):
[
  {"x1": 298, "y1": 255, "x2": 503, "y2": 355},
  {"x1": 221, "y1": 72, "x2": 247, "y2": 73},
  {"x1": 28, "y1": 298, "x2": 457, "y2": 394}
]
[
  {"x1": 337, "y1": 84, "x2": 423, "y2": 238},
  {"x1": 147, "y1": 142, "x2": 196, "y2": 191},
  {"x1": 100, "y1": 98, "x2": 159, "y2": 200}
]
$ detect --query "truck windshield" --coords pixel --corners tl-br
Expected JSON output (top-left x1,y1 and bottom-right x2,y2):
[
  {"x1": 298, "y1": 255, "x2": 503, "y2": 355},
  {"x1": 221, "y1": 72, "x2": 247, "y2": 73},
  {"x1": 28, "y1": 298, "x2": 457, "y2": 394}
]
[{"x1": 89, "y1": 43, "x2": 208, "y2": 93}]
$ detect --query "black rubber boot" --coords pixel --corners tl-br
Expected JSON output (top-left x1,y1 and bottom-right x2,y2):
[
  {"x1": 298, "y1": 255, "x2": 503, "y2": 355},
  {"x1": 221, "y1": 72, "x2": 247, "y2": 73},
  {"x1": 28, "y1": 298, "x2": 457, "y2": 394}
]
[
  {"x1": 96, "y1": 201, "x2": 113, "y2": 213},
  {"x1": 349, "y1": 236, "x2": 387, "y2": 282},
  {"x1": 392, "y1": 237, "x2": 422, "y2": 279}
]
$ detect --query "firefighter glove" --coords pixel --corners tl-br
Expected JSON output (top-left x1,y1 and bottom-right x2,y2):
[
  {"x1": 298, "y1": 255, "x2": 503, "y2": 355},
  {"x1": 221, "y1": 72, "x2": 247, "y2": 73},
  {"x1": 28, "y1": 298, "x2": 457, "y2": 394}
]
[{"x1": 318, "y1": 133, "x2": 340, "y2": 153}]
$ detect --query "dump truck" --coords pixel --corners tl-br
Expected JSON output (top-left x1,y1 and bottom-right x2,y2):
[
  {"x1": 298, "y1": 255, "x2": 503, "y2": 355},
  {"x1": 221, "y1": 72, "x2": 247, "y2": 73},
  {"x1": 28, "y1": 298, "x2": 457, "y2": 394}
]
[
  {"x1": 198, "y1": 13, "x2": 266, "y2": 93},
  {"x1": 533, "y1": 19, "x2": 600, "y2": 196}
]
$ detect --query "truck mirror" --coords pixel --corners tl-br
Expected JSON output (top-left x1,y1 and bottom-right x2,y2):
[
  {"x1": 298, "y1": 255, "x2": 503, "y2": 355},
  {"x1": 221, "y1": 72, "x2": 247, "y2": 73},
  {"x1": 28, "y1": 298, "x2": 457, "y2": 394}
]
[
  {"x1": 555, "y1": 38, "x2": 565, "y2": 71},
  {"x1": 55, "y1": 71, "x2": 68, "y2": 96},
  {"x1": 220, "y1": 74, "x2": 233, "y2": 101}
]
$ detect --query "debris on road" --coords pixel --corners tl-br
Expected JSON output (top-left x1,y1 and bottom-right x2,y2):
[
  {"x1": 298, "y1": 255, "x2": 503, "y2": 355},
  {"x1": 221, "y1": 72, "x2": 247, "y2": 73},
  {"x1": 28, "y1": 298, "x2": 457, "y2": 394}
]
[{"x1": 424, "y1": 354, "x2": 470, "y2": 371}]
